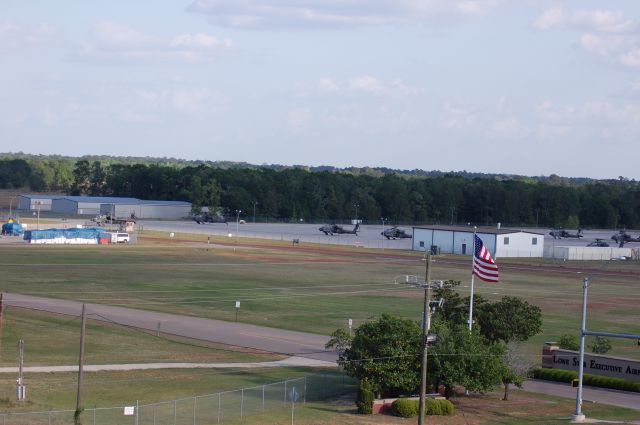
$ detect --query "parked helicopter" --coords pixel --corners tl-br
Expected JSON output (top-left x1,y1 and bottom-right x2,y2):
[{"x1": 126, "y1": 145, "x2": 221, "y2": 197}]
[
  {"x1": 587, "y1": 239, "x2": 609, "y2": 247},
  {"x1": 549, "y1": 228, "x2": 583, "y2": 239},
  {"x1": 318, "y1": 223, "x2": 360, "y2": 236},
  {"x1": 192, "y1": 213, "x2": 228, "y2": 225},
  {"x1": 611, "y1": 230, "x2": 640, "y2": 247},
  {"x1": 381, "y1": 226, "x2": 412, "y2": 240}
]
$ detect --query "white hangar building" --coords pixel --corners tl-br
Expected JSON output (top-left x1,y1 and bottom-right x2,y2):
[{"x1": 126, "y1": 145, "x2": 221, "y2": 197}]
[
  {"x1": 412, "y1": 225, "x2": 544, "y2": 258},
  {"x1": 99, "y1": 200, "x2": 192, "y2": 220},
  {"x1": 17, "y1": 194, "x2": 62, "y2": 211},
  {"x1": 18, "y1": 195, "x2": 192, "y2": 220}
]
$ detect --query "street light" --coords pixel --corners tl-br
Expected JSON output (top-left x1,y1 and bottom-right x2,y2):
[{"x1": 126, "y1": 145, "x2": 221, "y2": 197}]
[
  {"x1": 8, "y1": 196, "x2": 16, "y2": 219},
  {"x1": 235, "y1": 209, "x2": 242, "y2": 236},
  {"x1": 397, "y1": 254, "x2": 444, "y2": 425},
  {"x1": 252, "y1": 202, "x2": 258, "y2": 224}
]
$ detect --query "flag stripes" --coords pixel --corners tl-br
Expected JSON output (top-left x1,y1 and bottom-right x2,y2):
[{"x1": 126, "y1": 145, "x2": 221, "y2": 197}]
[{"x1": 473, "y1": 234, "x2": 499, "y2": 283}]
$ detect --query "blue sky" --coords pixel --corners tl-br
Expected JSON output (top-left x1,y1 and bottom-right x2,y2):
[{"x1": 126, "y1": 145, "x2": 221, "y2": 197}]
[{"x1": 1, "y1": 0, "x2": 640, "y2": 178}]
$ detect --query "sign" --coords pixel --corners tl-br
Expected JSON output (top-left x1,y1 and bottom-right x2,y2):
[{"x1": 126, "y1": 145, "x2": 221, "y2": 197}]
[
  {"x1": 123, "y1": 406, "x2": 135, "y2": 416},
  {"x1": 542, "y1": 344, "x2": 640, "y2": 382},
  {"x1": 235, "y1": 301, "x2": 241, "y2": 308},
  {"x1": 288, "y1": 386, "x2": 299, "y2": 403},
  {"x1": 348, "y1": 319, "x2": 353, "y2": 329}
]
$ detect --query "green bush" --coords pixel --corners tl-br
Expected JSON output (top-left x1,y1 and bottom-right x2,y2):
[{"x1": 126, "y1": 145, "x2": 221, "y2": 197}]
[
  {"x1": 533, "y1": 368, "x2": 640, "y2": 393},
  {"x1": 392, "y1": 398, "x2": 418, "y2": 418},
  {"x1": 426, "y1": 398, "x2": 442, "y2": 415},
  {"x1": 356, "y1": 379, "x2": 374, "y2": 414},
  {"x1": 391, "y1": 398, "x2": 455, "y2": 417}
]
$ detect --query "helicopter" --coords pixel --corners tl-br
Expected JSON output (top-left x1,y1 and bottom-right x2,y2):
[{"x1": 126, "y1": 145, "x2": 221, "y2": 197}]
[
  {"x1": 587, "y1": 239, "x2": 609, "y2": 247},
  {"x1": 318, "y1": 223, "x2": 360, "y2": 236},
  {"x1": 192, "y1": 213, "x2": 228, "y2": 225},
  {"x1": 549, "y1": 228, "x2": 583, "y2": 239},
  {"x1": 381, "y1": 226, "x2": 412, "y2": 240},
  {"x1": 611, "y1": 230, "x2": 640, "y2": 247}
]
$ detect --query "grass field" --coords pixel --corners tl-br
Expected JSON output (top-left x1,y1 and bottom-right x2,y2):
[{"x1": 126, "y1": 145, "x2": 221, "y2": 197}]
[{"x1": 0, "y1": 235, "x2": 638, "y2": 363}]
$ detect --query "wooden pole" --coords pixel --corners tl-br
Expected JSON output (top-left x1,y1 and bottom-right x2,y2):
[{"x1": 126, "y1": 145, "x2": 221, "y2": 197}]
[
  {"x1": 75, "y1": 304, "x2": 87, "y2": 424},
  {"x1": 0, "y1": 293, "x2": 4, "y2": 358}
]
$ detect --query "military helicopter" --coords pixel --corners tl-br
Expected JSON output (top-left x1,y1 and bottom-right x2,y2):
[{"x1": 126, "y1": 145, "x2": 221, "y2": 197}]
[
  {"x1": 587, "y1": 239, "x2": 609, "y2": 247},
  {"x1": 381, "y1": 226, "x2": 412, "y2": 240},
  {"x1": 549, "y1": 228, "x2": 583, "y2": 239},
  {"x1": 318, "y1": 223, "x2": 360, "y2": 236},
  {"x1": 192, "y1": 213, "x2": 228, "y2": 225},
  {"x1": 611, "y1": 230, "x2": 640, "y2": 247}
]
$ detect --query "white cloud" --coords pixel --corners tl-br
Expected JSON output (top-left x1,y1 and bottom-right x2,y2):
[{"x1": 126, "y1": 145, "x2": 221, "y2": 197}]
[
  {"x1": 0, "y1": 21, "x2": 60, "y2": 49},
  {"x1": 301, "y1": 76, "x2": 419, "y2": 97},
  {"x1": 187, "y1": 0, "x2": 501, "y2": 29},
  {"x1": 76, "y1": 22, "x2": 232, "y2": 63},
  {"x1": 532, "y1": 6, "x2": 566, "y2": 30},
  {"x1": 533, "y1": 7, "x2": 640, "y2": 69}
]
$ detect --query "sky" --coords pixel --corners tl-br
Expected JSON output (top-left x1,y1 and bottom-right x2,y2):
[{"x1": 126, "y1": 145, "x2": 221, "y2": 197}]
[{"x1": 1, "y1": 1, "x2": 640, "y2": 179}]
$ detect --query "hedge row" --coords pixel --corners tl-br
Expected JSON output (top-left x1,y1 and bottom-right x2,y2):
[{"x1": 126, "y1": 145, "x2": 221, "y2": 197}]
[
  {"x1": 533, "y1": 368, "x2": 640, "y2": 392},
  {"x1": 391, "y1": 398, "x2": 455, "y2": 418}
]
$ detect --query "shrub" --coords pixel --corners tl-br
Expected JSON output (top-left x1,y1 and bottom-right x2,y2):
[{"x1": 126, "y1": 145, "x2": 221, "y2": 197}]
[
  {"x1": 439, "y1": 399, "x2": 455, "y2": 415},
  {"x1": 533, "y1": 368, "x2": 640, "y2": 393},
  {"x1": 356, "y1": 379, "x2": 374, "y2": 414},
  {"x1": 391, "y1": 398, "x2": 418, "y2": 418},
  {"x1": 426, "y1": 398, "x2": 442, "y2": 415}
]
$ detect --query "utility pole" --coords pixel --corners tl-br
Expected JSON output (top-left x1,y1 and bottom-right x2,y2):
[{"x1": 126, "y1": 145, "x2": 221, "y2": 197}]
[
  {"x1": 418, "y1": 253, "x2": 431, "y2": 425},
  {"x1": 0, "y1": 293, "x2": 4, "y2": 358},
  {"x1": 16, "y1": 339, "x2": 25, "y2": 401},
  {"x1": 75, "y1": 304, "x2": 87, "y2": 425}
]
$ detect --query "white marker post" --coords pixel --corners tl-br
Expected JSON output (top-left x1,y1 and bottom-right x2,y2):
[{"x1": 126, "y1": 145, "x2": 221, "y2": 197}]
[
  {"x1": 289, "y1": 386, "x2": 299, "y2": 425},
  {"x1": 235, "y1": 301, "x2": 240, "y2": 322},
  {"x1": 348, "y1": 319, "x2": 353, "y2": 336}
]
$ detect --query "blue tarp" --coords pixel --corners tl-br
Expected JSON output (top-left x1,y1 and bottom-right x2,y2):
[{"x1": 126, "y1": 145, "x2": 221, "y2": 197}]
[
  {"x1": 23, "y1": 228, "x2": 105, "y2": 241},
  {"x1": 2, "y1": 222, "x2": 23, "y2": 236}
]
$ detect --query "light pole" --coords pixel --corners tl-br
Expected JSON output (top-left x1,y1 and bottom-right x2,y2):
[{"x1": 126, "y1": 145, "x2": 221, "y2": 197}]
[
  {"x1": 9, "y1": 196, "x2": 16, "y2": 219},
  {"x1": 252, "y1": 202, "x2": 258, "y2": 224},
  {"x1": 354, "y1": 203, "x2": 359, "y2": 224},
  {"x1": 398, "y1": 254, "x2": 443, "y2": 425},
  {"x1": 381, "y1": 218, "x2": 387, "y2": 250},
  {"x1": 235, "y1": 209, "x2": 242, "y2": 236},
  {"x1": 35, "y1": 201, "x2": 42, "y2": 230}
]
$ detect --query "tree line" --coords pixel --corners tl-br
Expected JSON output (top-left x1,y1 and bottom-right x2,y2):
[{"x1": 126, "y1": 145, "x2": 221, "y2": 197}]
[{"x1": 1, "y1": 157, "x2": 640, "y2": 228}]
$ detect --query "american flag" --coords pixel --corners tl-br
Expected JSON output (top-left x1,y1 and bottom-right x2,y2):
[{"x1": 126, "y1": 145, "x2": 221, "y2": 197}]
[{"x1": 473, "y1": 235, "x2": 499, "y2": 283}]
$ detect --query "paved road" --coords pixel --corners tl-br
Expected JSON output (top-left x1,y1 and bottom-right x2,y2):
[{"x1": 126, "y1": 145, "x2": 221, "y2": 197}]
[
  {"x1": 4, "y1": 293, "x2": 336, "y2": 362},
  {"x1": 0, "y1": 357, "x2": 335, "y2": 373},
  {"x1": 522, "y1": 379, "x2": 640, "y2": 412}
]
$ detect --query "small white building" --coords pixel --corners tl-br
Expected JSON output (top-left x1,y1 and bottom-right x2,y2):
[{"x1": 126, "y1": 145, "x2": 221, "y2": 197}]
[{"x1": 412, "y1": 225, "x2": 544, "y2": 258}]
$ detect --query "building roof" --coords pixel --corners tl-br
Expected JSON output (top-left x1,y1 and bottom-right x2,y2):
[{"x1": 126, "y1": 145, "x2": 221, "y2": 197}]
[
  {"x1": 19, "y1": 194, "x2": 64, "y2": 200},
  {"x1": 59, "y1": 196, "x2": 140, "y2": 204},
  {"x1": 412, "y1": 225, "x2": 544, "y2": 236}
]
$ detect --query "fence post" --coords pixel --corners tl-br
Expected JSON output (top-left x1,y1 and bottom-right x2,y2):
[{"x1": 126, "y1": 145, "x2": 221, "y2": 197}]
[
  {"x1": 93, "y1": 405, "x2": 96, "y2": 425},
  {"x1": 303, "y1": 376, "x2": 307, "y2": 404},
  {"x1": 173, "y1": 400, "x2": 177, "y2": 425},
  {"x1": 284, "y1": 380, "x2": 287, "y2": 406},
  {"x1": 240, "y1": 389, "x2": 244, "y2": 421},
  {"x1": 153, "y1": 403, "x2": 156, "y2": 425},
  {"x1": 217, "y1": 393, "x2": 221, "y2": 424},
  {"x1": 193, "y1": 396, "x2": 197, "y2": 425},
  {"x1": 135, "y1": 400, "x2": 139, "y2": 425},
  {"x1": 262, "y1": 385, "x2": 265, "y2": 413},
  {"x1": 48, "y1": 410, "x2": 51, "y2": 425}
]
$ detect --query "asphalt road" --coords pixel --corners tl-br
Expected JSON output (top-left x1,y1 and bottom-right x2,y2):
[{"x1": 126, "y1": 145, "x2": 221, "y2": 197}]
[
  {"x1": 4, "y1": 293, "x2": 336, "y2": 362},
  {"x1": 522, "y1": 379, "x2": 640, "y2": 412}
]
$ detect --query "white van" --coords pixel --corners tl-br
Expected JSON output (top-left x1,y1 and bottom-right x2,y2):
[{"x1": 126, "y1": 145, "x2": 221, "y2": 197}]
[{"x1": 115, "y1": 233, "x2": 130, "y2": 243}]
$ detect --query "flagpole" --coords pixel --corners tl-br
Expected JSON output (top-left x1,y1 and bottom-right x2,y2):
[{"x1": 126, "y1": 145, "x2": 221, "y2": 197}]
[{"x1": 468, "y1": 226, "x2": 477, "y2": 331}]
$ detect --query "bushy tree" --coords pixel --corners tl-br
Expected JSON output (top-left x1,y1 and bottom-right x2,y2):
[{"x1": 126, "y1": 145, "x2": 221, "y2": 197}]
[
  {"x1": 476, "y1": 296, "x2": 542, "y2": 343},
  {"x1": 590, "y1": 336, "x2": 612, "y2": 354},
  {"x1": 326, "y1": 314, "x2": 421, "y2": 397},
  {"x1": 558, "y1": 334, "x2": 580, "y2": 351}
]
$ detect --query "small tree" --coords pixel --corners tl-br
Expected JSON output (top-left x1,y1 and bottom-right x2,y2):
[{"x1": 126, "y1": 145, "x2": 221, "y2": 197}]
[
  {"x1": 558, "y1": 334, "x2": 580, "y2": 351},
  {"x1": 500, "y1": 343, "x2": 533, "y2": 401},
  {"x1": 476, "y1": 296, "x2": 542, "y2": 344},
  {"x1": 355, "y1": 378, "x2": 374, "y2": 414},
  {"x1": 589, "y1": 336, "x2": 612, "y2": 354},
  {"x1": 326, "y1": 314, "x2": 421, "y2": 397}
]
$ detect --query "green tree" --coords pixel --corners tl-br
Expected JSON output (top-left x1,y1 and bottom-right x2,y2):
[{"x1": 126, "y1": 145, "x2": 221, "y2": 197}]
[
  {"x1": 589, "y1": 336, "x2": 612, "y2": 354},
  {"x1": 558, "y1": 334, "x2": 580, "y2": 351},
  {"x1": 476, "y1": 296, "x2": 542, "y2": 344},
  {"x1": 499, "y1": 343, "x2": 533, "y2": 401},
  {"x1": 326, "y1": 314, "x2": 421, "y2": 397},
  {"x1": 429, "y1": 320, "x2": 505, "y2": 397}
]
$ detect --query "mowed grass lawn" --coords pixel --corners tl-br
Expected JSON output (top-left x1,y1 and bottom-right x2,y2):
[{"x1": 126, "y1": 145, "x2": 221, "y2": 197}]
[{"x1": 0, "y1": 238, "x2": 638, "y2": 362}]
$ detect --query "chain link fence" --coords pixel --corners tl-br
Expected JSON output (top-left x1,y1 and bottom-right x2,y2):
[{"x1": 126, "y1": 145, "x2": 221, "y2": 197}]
[{"x1": 0, "y1": 371, "x2": 355, "y2": 425}]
